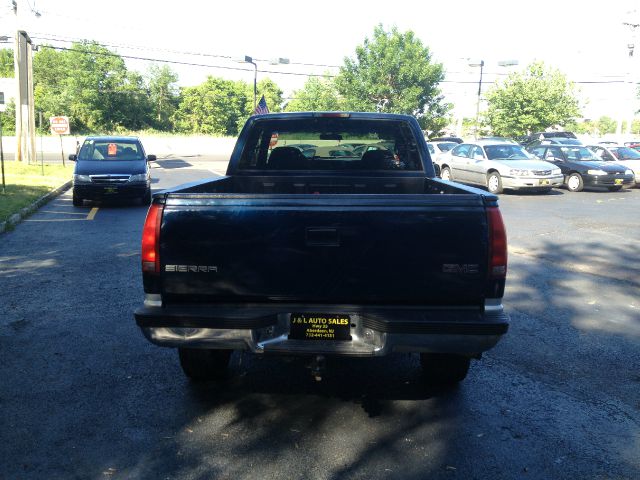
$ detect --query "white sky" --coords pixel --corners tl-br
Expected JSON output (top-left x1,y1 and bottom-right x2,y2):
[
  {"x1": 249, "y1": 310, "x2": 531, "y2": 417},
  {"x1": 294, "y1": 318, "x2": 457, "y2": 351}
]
[{"x1": 2, "y1": 0, "x2": 639, "y2": 119}]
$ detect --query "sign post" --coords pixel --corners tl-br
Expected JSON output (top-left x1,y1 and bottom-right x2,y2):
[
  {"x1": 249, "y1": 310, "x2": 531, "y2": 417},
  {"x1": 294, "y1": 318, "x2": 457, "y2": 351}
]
[{"x1": 49, "y1": 116, "x2": 70, "y2": 167}]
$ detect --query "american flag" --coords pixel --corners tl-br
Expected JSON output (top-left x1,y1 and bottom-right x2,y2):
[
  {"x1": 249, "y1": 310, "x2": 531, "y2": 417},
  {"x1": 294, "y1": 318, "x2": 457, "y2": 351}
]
[{"x1": 254, "y1": 95, "x2": 269, "y2": 115}]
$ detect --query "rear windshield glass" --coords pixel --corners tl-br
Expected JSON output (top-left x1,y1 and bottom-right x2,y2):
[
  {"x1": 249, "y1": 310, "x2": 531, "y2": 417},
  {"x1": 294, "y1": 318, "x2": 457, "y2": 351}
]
[
  {"x1": 237, "y1": 118, "x2": 423, "y2": 171},
  {"x1": 484, "y1": 144, "x2": 531, "y2": 160},
  {"x1": 560, "y1": 146, "x2": 599, "y2": 161},
  {"x1": 436, "y1": 142, "x2": 457, "y2": 152},
  {"x1": 78, "y1": 139, "x2": 144, "y2": 161}
]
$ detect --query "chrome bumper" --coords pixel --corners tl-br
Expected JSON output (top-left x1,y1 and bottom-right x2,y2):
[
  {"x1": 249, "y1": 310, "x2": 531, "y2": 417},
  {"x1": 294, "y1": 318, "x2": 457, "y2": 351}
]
[
  {"x1": 137, "y1": 301, "x2": 508, "y2": 357},
  {"x1": 502, "y1": 175, "x2": 564, "y2": 189}
]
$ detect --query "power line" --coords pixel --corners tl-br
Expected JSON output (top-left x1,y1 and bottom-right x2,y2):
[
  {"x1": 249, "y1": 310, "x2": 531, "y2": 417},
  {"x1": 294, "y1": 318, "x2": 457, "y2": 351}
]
[
  {"x1": 37, "y1": 44, "x2": 337, "y2": 78},
  {"x1": 30, "y1": 32, "x2": 343, "y2": 69}
]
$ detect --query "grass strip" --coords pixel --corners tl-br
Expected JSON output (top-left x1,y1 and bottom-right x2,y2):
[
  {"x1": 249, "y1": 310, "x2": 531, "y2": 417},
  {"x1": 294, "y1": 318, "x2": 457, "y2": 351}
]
[{"x1": 0, "y1": 161, "x2": 73, "y2": 223}]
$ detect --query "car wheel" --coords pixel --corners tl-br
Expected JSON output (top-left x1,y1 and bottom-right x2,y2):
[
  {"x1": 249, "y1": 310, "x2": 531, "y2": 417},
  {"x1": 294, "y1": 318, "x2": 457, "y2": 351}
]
[
  {"x1": 566, "y1": 173, "x2": 584, "y2": 192},
  {"x1": 178, "y1": 348, "x2": 232, "y2": 381},
  {"x1": 72, "y1": 190, "x2": 83, "y2": 207},
  {"x1": 487, "y1": 172, "x2": 503, "y2": 194},
  {"x1": 441, "y1": 166, "x2": 452, "y2": 181},
  {"x1": 607, "y1": 186, "x2": 623, "y2": 192},
  {"x1": 420, "y1": 353, "x2": 471, "y2": 384}
]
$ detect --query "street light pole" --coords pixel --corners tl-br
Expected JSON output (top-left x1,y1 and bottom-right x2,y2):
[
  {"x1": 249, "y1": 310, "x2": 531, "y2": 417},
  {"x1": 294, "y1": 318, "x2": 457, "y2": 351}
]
[
  {"x1": 468, "y1": 59, "x2": 518, "y2": 139},
  {"x1": 475, "y1": 60, "x2": 484, "y2": 139},
  {"x1": 468, "y1": 60, "x2": 485, "y2": 139},
  {"x1": 239, "y1": 56, "x2": 289, "y2": 112},
  {"x1": 243, "y1": 55, "x2": 258, "y2": 111}
]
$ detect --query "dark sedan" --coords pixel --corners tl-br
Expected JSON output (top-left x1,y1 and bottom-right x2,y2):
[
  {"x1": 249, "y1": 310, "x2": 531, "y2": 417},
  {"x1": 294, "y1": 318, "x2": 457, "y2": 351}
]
[
  {"x1": 70, "y1": 136, "x2": 155, "y2": 206},
  {"x1": 527, "y1": 142, "x2": 634, "y2": 192}
]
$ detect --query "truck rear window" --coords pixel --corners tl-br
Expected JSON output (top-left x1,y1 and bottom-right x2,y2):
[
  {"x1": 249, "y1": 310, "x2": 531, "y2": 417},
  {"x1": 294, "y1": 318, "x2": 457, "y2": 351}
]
[{"x1": 237, "y1": 118, "x2": 423, "y2": 171}]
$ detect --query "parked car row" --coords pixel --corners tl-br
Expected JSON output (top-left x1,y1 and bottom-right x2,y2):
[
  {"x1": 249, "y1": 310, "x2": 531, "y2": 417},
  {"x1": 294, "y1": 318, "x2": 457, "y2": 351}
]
[{"x1": 434, "y1": 139, "x2": 637, "y2": 194}]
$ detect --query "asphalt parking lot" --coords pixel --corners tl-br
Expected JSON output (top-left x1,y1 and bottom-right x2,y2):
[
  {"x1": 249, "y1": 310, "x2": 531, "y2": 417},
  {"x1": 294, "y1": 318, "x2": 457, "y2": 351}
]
[{"x1": 1, "y1": 160, "x2": 639, "y2": 479}]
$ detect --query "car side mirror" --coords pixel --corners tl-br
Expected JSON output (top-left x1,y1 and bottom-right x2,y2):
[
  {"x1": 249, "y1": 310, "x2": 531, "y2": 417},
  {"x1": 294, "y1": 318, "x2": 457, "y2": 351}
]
[
  {"x1": 147, "y1": 154, "x2": 156, "y2": 162},
  {"x1": 68, "y1": 154, "x2": 77, "y2": 161}
]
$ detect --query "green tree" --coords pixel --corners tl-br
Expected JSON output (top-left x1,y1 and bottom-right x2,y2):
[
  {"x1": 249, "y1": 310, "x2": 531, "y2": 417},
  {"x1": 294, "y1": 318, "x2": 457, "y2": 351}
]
[
  {"x1": 147, "y1": 64, "x2": 179, "y2": 129},
  {"x1": 484, "y1": 61, "x2": 581, "y2": 137},
  {"x1": 0, "y1": 48, "x2": 13, "y2": 77},
  {"x1": 33, "y1": 42, "x2": 153, "y2": 133},
  {"x1": 0, "y1": 99, "x2": 16, "y2": 134},
  {"x1": 172, "y1": 76, "x2": 250, "y2": 135},
  {"x1": 596, "y1": 116, "x2": 617, "y2": 135},
  {"x1": 286, "y1": 75, "x2": 343, "y2": 112},
  {"x1": 335, "y1": 25, "x2": 451, "y2": 132}
]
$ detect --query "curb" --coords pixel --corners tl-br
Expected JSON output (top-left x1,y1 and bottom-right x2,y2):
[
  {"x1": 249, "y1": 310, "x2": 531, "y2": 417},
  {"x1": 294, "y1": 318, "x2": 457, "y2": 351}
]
[{"x1": 0, "y1": 181, "x2": 73, "y2": 234}]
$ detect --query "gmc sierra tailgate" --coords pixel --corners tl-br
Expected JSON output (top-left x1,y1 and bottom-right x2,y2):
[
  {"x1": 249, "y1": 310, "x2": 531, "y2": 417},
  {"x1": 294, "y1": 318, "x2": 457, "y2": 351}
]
[{"x1": 158, "y1": 193, "x2": 490, "y2": 306}]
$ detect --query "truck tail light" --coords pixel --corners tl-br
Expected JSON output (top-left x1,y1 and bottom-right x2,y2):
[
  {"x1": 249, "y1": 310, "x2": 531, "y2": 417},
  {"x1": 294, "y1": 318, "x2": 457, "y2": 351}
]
[
  {"x1": 487, "y1": 207, "x2": 507, "y2": 278},
  {"x1": 141, "y1": 203, "x2": 163, "y2": 274}
]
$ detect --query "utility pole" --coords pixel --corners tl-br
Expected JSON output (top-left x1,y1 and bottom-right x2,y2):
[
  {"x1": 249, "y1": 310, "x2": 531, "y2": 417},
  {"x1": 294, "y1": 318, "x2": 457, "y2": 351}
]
[
  {"x1": 13, "y1": 0, "x2": 37, "y2": 163},
  {"x1": 621, "y1": 9, "x2": 639, "y2": 136}
]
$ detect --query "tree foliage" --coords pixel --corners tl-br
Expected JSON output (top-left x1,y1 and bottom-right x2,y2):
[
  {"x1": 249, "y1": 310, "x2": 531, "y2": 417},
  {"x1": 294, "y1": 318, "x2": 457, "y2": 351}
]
[
  {"x1": 11, "y1": 28, "x2": 463, "y2": 136},
  {"x1": 285, "y1": 75, "x2": 343, "y2": 112},
  {"x1": 146, "y1": 64, "x2": 179, "y2": 130},
  {"x1": 0, "y1": 48, "x2": 13, "y2": 77},
  {"x1": 335, "y1": 25, "x2": 451, "y2": 133},
  {"x1": 172, "y1": 77, "x2": 251, "y2": 135},
  {"x1": 484, "y1": 62, "x2": 581, "y2": 137},
  {"x1": 33, "y1": 42, "x2": 155, "y2": 133}
]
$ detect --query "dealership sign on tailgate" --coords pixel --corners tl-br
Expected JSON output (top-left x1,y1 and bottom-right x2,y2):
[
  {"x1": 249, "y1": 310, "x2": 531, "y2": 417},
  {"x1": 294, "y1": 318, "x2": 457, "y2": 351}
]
[{"x1": 50, "y1": 116, "x2": 70, "y2": 135}]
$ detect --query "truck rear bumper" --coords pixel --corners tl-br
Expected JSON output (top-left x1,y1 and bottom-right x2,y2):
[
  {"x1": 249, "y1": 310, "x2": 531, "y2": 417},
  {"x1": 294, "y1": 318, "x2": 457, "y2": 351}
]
[{"x1": 135, "y1": 303, "x2": 509, "y2": 357}]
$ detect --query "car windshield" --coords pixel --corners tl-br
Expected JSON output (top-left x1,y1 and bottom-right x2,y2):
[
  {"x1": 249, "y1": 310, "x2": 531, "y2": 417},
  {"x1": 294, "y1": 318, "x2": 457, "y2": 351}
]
[
  {"x1": 484, "y1": 145, "x2": 531, "y2": 160},
  {"x1": 238, "y1": 117, "x2": 423, "y2": 171},
  {"x1": 611, "y1": 147, "x2": 640, "y2": 160},
  {"x1": 560, "y1": 146, "x2": 599, "y2": 161},
  {"x1": 78, "y1": 139, "x2": 144, "y2": 161}
]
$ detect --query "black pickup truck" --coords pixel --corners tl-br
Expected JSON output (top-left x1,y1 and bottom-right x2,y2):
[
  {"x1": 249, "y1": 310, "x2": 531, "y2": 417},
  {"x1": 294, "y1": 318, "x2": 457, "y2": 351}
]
[{"x1": 134, "y1": 112, "x2": 509, "y2": 384}]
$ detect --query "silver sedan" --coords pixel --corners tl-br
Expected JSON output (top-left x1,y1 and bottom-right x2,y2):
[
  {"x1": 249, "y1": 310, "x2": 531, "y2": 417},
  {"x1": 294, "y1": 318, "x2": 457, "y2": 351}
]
[{"x1": 437, "y1": 141, "x2": 564, "y2": 194}]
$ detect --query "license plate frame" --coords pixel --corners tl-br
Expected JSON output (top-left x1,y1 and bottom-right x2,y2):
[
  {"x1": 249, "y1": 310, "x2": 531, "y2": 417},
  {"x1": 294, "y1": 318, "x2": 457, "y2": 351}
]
[{"x1": 288, "y1": 313, "x2": 352, "y2": 341}]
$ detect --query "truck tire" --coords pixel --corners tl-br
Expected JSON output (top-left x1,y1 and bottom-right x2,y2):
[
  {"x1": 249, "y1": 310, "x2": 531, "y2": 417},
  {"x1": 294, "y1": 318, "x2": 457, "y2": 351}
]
[
  {"x1": 487, "y1": 172, "x2": 503, "y2": 194},
  {"x1": 178, "y1": 348, "x2": 232, "y2": 381},
  {"x1": 72, "y1": 190, "x2": 83, "y2": 207},
  {"x1": 420, "y1": 353, "x2": 471, "y2": 384},
  {"x1": 566, "y1": 173, "x2": 583, "y2": 192}
]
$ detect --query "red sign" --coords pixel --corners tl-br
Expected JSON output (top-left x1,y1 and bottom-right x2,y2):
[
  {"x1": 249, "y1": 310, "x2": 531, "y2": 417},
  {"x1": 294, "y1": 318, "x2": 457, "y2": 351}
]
[{"x1": 49, "y1": 116, "x2": 70, "y2": 135}]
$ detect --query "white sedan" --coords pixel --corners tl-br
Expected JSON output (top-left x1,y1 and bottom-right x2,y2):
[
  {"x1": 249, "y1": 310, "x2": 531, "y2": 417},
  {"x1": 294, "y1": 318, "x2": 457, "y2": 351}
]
[
  {"x1": 437, "y1": 140, "x2": 564, "y2": 194},
  {"x1": 586, "y1": 144, "x2": 640, "y2": 187}
]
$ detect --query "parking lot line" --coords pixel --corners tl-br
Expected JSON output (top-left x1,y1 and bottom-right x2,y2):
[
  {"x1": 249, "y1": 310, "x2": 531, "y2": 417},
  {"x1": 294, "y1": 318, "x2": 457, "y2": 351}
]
[
  {"x1": 39, "y1": 210, "x2": 88, "y2": 216},
  {"x1": 86, "y1": 208, "x2": 98, "y2": 220}
]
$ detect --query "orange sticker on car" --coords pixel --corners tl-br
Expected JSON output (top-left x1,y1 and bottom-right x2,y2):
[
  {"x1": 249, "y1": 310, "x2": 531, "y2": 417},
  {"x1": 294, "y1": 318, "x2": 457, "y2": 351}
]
[{"x1": 108, "y1": 143, "x2": 117, "y2": 156}]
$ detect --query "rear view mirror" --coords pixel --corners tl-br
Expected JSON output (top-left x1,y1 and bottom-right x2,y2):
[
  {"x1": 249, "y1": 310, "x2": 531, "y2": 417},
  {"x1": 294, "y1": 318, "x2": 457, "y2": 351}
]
[
  {"x1": 68, "y1": 154, "x2": 77, "y2": 161},
  {"x1": 147, "y1": 154, "x2": 156, "y2": 162}
]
